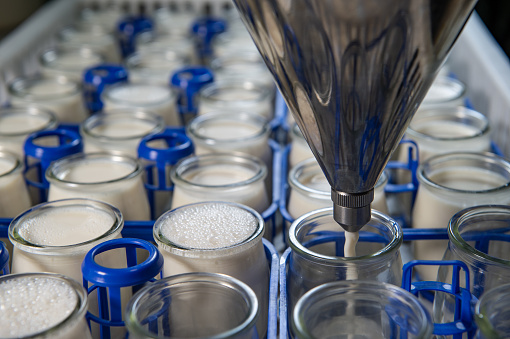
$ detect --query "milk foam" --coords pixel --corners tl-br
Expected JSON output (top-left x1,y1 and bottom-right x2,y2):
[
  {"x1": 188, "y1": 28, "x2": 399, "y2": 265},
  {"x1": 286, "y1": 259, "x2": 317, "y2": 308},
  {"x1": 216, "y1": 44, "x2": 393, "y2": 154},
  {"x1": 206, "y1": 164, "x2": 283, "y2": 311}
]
[
  {"x1": 160, "y1": 203, "x2": 258, "y2": 249},
  {"x1": 0, "y1": 276, "x2": 77, "y2": 337},
  {"x1": 17, "y1": 206, "x2": 114, "y2": 246}
]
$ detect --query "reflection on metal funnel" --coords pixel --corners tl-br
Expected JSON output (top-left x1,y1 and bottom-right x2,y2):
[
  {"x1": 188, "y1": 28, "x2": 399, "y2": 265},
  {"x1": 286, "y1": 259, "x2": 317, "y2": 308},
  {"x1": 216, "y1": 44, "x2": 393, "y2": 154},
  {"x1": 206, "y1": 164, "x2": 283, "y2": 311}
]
[{"x1": 233, "y1": 0, "x2": 477, "y2": 232}]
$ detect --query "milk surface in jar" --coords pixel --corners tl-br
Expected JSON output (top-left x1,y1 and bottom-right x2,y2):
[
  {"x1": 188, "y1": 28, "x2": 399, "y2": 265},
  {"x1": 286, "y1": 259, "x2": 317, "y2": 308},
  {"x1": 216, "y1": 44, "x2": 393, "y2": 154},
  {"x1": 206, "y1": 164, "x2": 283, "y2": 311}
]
[
  {"x1": 9, "y1": 198, "x2": 124, "y2": 282},
  {"x1": 126, "y1": 48, "x2": 189, "y2": 85},
  {"x1": 81, "y1": 109, "x2": 165, "y2": 157},
  {"x1": 416, "y1": 75, "x2": 466, "y2": 111},
  {"x1": 58, "y1": 26, "x2": 121, "y2": 63},
  {"x1": 153, "y1": 201, "x2": 269, "y2": 337},
  {"x1": 102, "y1": 82, "x2": 180, "y2": 126},
  {"x1": 287, "y1": 158, "x2": 389, "y2": 220},
  {"x1": 401, "y1": 106, "x2": 491, "y2": 163},
  {"x1": 412, "y1": 152, "x2": 510, "y2": 282},
  {"x1": 0, "y1": 273, "x2": 92, "y2": 339},
  {"x1": 39, "y1": 47, "x2": 104, "y2": 82},
  {"x1": 136, "y1": 31, "x2": 197, "y2": 63},
  {"x1": 46, "y1": 153, "x2": 151, "y2": 221},
  {"x1": 170, "y1": 153, "x2": 270, "y2": 214},
  {"x1": 187, "y1": 111, "x2": 272, "y2": 168},
  {"x1": 8, "y1": 75, "x2": 88, "y2": 123},
  {"x1": 0, "y1": 107, "x2": 58, "y2": 157},
  {"x1": 198, "y1": 79, "x2": 274, "y2": 121}
]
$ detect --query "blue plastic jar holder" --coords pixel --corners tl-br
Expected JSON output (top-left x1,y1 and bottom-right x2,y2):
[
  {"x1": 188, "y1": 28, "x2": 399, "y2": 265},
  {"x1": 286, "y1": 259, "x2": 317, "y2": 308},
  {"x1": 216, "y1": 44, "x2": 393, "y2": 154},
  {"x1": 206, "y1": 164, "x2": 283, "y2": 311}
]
[
  {"x1": 82, "y1": 238, "x2": 163, "y2": 339},
  {"x1": 137, "y1": 128, "x2": 194, "y2": 219},
  {"x1": 83, "y1": 64, "x2": 128, "y2": 113},
  {"x1": 23, "y1": 128, "x2": 83, "y2": 203},
  {"x1": 0, "y1": 241, "x2": 9, "y2": 275},
  {"x1": 170, "y1": 66, "x2": 214, "y2": 122},
  {"x1": 191, "y1": 17, "x2": 227, "y2": 59},
  {"x1": 117, "y1": 15, "x2": 153, "y2": 57}
]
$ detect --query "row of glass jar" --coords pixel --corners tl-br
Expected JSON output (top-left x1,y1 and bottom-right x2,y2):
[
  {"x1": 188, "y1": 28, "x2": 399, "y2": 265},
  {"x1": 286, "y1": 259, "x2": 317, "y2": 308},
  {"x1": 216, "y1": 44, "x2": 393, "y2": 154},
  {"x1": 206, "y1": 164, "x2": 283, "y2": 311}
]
[{"x1": 0, "y1": 198, "x2": 277, "y2": 339}]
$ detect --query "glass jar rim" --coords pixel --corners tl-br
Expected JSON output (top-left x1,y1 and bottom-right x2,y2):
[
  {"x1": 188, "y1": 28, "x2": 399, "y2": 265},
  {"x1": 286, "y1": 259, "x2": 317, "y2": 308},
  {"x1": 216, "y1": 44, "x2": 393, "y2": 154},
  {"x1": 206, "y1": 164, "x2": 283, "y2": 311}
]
[
  {"x1": 0, "y1": 107, "x2": 58, "y2": 137},
  {"x1": 449, "y1": 204, "x2": 510, "y2": 267},
  {"x1": 417, "y1": 152, "x2": 510, "y2": 195},
  {"x1": 8, "y1": 75, "x2": 81, "y2": 101},
  {"x1": 46, "y1": 152, "x2": 144, "y2": 186},
  {"x1": 474, "y1": 282, "x2": 510, "y2": 337},
  {"x1": 199, "y1": 79, "x2": 272, "y2": 105},
  {"x1": 102, "y1": 82, "x2": 176, "y2": 107},
  {"x1": 80, "y1": 109, "x2": 165, "y2": 142},
  {"x1": 170, "y1": 153, "x2": 267, "y2": 190},
  {"x1": 9, "y1": 198, "x2": 123, "y2": 254},
  {"x1": 0, "y1": 272, "x2": 89, "y2": 338},
  {"x1": 406, "y1": 106, "x2": 490, "y2": 142},
  {"x1": 125, "y1": 272, "x2": 259, "y2": 339},
  {"x1": 292, "y1": 280, "x2": 433, "y2": 339},
  {"x1": 0, "y1": 151, "x2": 23, "y2": 179},
  {"x1": 187, "y1": 111, "x2": 270, "y2": 146},
  {"x1": 153, "y1": 201, "x2": 264, "y2": 258},
  {"x1": 288, "y1": 207, "x2": 402, "y2": 263},
  {"x1": 39, "y1": 47, "x2": 104, "y2": 71}
]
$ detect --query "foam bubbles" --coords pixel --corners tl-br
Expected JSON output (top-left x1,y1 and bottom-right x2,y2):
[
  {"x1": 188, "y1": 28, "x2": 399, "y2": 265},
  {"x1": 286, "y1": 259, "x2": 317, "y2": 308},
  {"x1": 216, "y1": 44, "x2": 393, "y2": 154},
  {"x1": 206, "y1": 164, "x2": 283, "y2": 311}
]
[
  {"x1": 160, "y1": 203, "x2": 259, "y2": 249},
  {"x1": 0, "y1": 276, "x2": 78, "y2": 337}
]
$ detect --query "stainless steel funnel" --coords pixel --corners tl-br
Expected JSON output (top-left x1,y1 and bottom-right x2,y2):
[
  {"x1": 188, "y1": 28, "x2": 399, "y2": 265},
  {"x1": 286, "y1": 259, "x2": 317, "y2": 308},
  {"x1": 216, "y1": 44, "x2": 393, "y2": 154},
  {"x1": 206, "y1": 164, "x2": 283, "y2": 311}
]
[{"x1": 232, "y1": 0, "x2": 477, "y2": 232}]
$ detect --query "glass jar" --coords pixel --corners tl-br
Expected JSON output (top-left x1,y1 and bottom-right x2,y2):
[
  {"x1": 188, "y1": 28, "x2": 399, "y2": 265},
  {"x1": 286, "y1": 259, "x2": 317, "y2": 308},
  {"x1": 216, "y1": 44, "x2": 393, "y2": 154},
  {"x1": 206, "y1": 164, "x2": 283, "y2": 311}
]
[
  {"x1": 125, "y1": 272, "x2": 259, "y2": 339},
  {"x1": 153, "y1": 201, "x2": 269, "y2": 337},
  {"x1": 0, "y1": 151, "x2": 32, "y2": 218},
  {"x1": 0, "y1": 272, "x2": 91, "y2": 339},
  {"x1": 102, "y1": 82, "x2": 180, "y2": 126},
  {"x1": 287, "y1": 208, "x2": 403, "y2": 318},
  {"x1": 438, "y1": 205, "x2": 510, "y2": 298},
  {"x1": 136, "y1": 31, "x2": 197, "y2": 62},
  {"x1": 8, "y1": 75, "x2": 88, "y2": 123},
  {"x1": 198, "y1": 79, "x2": 274, "y2": 121},
  {"x1": 402, "y1": 106, "x2": 491, "y2": 163},
  {"x1": 417, "y1": 75, "x2": 466, "y2": 111},
  {"x1": 474, "y1": 282, "x2": 510, "y2": 338},
  {"x1": 9, "y1": 198, "x2": 123, "y2": 282},
  {"x1": 288, "y1": 122, "x2": 314, "y2": 168},
  {"x1": 412, "y1": 152, "x2": 510, "y2": 282},
  {"x1": 39, "y1": 47, "x2": 104, "y2": 82},
  {"x1": 287, "y1": 159, "x2": 389, "y2": 220},
  {"x1": 46, "y1": 153, "x2": 151, "y2": 221},
  {"x1": 187, "y1": 111, "x2": 272, "y2": 168},
  {"x1": 292, "y1": 280, "x2": 433, "y2": 339},
  {"x1": 170, "y1": 153, "x2": 270, "y2": 213},
  {"x1": 126, "y1": 48, "x2": 189, "y2": 85},
  {"x1": 58, "y1": 26, "x2": 121, "y2": 63},
  {"x1": 0, "y1": 107, "x2": 57, "y2": 157},
  {"x1": 80, "y1": 109, "x2": 165, "y2": 157}
]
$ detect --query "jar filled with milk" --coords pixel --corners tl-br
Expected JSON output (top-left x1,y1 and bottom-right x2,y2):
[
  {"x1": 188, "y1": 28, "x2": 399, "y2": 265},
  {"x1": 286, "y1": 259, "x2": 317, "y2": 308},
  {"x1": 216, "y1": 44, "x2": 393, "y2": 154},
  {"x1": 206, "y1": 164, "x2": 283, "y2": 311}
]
[
  {"x1": 153, "y1": 201, "x2": 269, "y2": 337},
  {"x1": 0, "y1": 151, "x2": 32, "y2": 218},
  {"x1": 198, "y1": 79, "x2": 274, "y2": 121},
  {"x1": 0, "y1": 107, "x2": 57, "y2": 157},
  {"x1": 417, "y1": 75, "x2": 466, "y2": 111},
  {"x1": 102, "y1": 82, "x2": 180, "y2": 126},
  {"x1": 126, "y1": 48, "x2": 189, "y2": 85},
  {"x1": 58, "y1": 26, "x2": 121, "y2": 63},
  {"x1": 46, "y1": 153, "x2": 151, "y2": 221},
  {"x1": 80, "y1": 109, "x2": 165, "y2": 157},
  {"x1": 412, "y1": 152, "x2": 510, "y2": 282},
  {"x1": 39, "y1": 47, "x2": 104, "y2": 82},
  {"x1": 126, "y1": 273, "x2": 259, "y2": 339},
  {"x1": 8, "y1": 75, "x2": 88, "y2": 124},
  {"x1": 170, "y1": 153, "x2": 270, "y2": 213},
  {"x1": 0, "y1": 273, "x2": 92, "y2": 339}
]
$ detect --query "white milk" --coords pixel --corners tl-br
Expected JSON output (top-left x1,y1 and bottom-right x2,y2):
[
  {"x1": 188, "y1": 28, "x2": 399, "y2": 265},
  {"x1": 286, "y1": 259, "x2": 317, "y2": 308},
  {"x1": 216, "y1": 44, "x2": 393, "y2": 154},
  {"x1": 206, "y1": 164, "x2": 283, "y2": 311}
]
[
  {"x1": 187, "y1": 112, "x2": 272, "y2": 168},
  {"x1": 401, "y1": 107, "x2": 491, "y2": 163},
  {"x1": 0, "y1": 152, "x2": 32, "y2": 218},
  {"x1": 412, "y1": 153, "x2": 510, "y2": 282},
  {"x1": 8, "y1": 76, "x2": 88, "y2": 123},
  {"x1": 136, "y1": 32, "x2": 197, "y2": 63},
  {"x1": 39, "y1": 48, "x2": 104, "y2": 82},
  {"x1": 126, "y1": 49, "x2": 188, "y2": 85},
  {"x1": 287, "y1": 159, "x2": 389, "y2": 220},
  {"x1": 0, "y1": 107, "x2": 57, "y2": 157},
  {"x1": 154, "y1": 202, "x2": 269, "y2": 337},
  {"x1": 171, "y1": 154, "x2": 270, "y2": 214},
  {"x1": 102, "y1": 83, "x2": 180, "y2": 126},
  {"x1": 0, "y1": 274, "x2": 91, "y2": 339},
  {"x1": 81, "y1": 110, "x2": 164, "y2": 157},
  {"x1": 46, "y1": 154, "x2": 151, "y2": 221},
  {"x1": 58, "y1": 28, "x2": 121, "y2": 63},
  {"x1": 418, "y1": 76, "x2": 466, "y2": 110},
  {"x1": 198, "y1": 80, "x2": 274, "y2": 121},
  {"x1": 288, "y1": 123, "x2": 314, "y2": 168}
]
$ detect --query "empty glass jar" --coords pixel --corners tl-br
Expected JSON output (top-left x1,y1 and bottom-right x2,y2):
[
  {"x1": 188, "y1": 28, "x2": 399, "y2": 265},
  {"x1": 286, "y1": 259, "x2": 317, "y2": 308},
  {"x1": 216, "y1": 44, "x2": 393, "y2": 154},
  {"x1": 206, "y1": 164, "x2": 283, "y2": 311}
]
[{"x1": 474, "y1": 282, "x2": 510, "y2": 338}]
